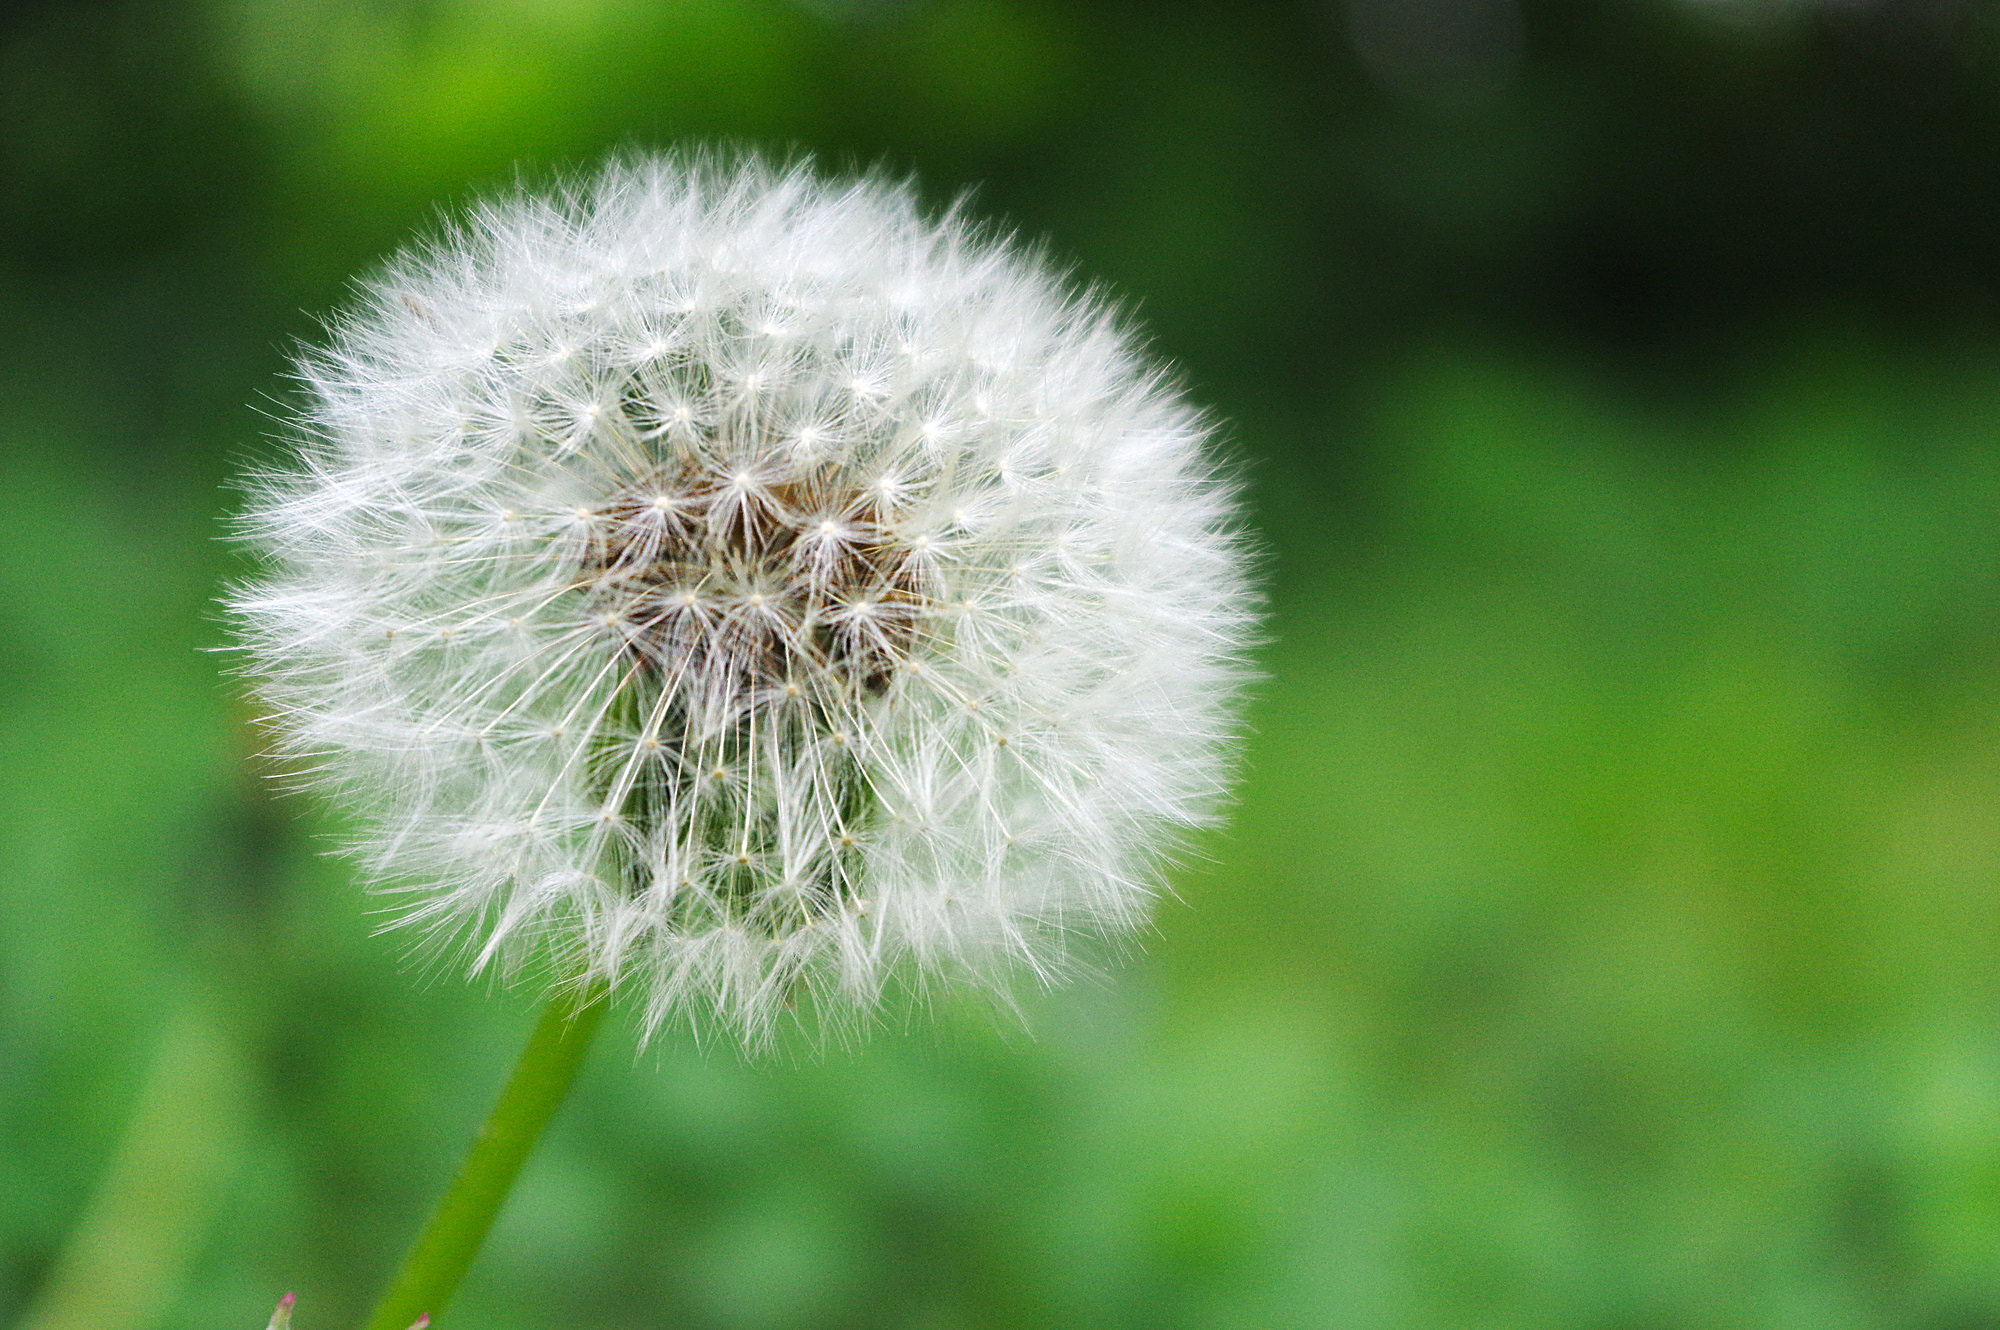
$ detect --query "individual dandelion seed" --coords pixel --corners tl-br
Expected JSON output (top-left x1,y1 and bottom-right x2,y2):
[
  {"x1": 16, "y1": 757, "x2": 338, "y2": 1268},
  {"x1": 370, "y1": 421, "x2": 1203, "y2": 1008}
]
[{"x1": 228, "y1": 150, "x2": 1254, "y2": 1044}]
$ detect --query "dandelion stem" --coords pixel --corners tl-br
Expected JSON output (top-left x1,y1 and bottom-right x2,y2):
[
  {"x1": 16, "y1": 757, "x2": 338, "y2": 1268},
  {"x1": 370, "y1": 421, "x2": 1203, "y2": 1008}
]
[{"x1": 361, "y1": 983, "x2": 609, "y2": 1330}]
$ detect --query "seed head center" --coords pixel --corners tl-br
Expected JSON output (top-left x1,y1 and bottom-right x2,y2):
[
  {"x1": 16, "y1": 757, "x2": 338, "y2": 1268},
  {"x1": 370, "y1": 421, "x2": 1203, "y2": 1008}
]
[{"x1": 586, "y1": 457, "x2": 931, "y2": 702}]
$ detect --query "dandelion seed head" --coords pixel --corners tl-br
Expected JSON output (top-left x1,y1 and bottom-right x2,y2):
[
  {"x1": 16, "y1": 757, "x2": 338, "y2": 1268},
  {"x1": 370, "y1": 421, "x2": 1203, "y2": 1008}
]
[{"x1": 229, "y1": 150, "x2": 1253, "y2": 1043}]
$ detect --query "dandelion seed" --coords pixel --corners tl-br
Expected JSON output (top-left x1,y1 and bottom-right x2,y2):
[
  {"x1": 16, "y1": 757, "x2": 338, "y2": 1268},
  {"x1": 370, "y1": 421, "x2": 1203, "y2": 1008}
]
[{"x1": 228, "y1": 151, "x2": 1252, "y2": 1042}]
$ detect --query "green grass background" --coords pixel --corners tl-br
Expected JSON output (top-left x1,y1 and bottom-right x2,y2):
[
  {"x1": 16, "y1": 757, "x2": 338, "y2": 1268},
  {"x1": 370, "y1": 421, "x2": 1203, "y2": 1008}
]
[{"x1": 7, "y1": 2, "x2": 2000, "y2": 1327}]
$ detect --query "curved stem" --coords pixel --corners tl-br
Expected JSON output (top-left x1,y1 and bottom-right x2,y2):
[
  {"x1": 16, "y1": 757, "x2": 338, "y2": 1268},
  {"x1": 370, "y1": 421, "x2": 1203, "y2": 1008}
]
[{"x1": 361, "y1": 984, "x2": 609, "y2": 1330}]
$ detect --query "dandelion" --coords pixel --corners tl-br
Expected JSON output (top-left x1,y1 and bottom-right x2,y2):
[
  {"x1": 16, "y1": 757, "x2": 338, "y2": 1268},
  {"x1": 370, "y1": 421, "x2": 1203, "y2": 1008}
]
[
  {"x1": 231, "y1": 151, "x2": 1250, "y2": 1042},
  {"x1": 230, "y1": 150, "x2": 1251, "y2": 1327}
]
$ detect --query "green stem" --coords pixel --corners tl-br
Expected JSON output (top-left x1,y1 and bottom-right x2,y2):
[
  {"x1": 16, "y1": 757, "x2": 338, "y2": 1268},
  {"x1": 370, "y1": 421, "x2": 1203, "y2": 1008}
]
[
  {"x1": 361, "y1": 984, "x2": 610, "y2": 1330},
  {"x1": 19, "y1": 996, "x2": 247, "y2": 1330}
]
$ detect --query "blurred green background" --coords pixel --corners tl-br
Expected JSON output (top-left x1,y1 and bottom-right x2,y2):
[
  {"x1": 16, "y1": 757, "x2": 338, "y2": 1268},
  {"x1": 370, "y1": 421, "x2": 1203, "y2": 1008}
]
[{"x1": 8, "y1": 1, "x2": 2000, "y2": 1327}]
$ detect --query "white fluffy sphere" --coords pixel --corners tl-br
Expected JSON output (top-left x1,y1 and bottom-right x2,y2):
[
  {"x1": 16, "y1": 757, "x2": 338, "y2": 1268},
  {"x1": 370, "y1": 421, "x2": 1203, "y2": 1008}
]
[{"x1": 230, "y1": 152, "x2": 1252, "y2": 1040}]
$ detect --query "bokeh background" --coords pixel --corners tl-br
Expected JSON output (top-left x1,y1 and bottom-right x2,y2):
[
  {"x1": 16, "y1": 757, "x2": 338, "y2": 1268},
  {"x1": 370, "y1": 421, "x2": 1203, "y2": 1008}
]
[{"x1": 8, "y1": 0, "x2": 2000, "y2": 1326}]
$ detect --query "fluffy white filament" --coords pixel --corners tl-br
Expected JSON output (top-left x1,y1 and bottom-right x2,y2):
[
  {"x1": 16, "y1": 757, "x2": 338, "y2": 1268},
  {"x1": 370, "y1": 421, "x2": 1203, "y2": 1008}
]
[{"x1": 230, "y1": 152, "x2": 1251, "y2": 1041}]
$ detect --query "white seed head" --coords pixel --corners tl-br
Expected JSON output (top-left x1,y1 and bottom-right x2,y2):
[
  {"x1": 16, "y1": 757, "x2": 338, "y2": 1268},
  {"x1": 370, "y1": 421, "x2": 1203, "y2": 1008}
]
[{"x1": 228, "y1": 151, "x2": 1253, "y2": 1043}]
